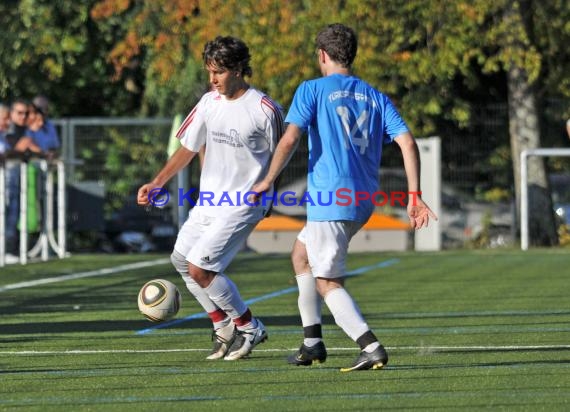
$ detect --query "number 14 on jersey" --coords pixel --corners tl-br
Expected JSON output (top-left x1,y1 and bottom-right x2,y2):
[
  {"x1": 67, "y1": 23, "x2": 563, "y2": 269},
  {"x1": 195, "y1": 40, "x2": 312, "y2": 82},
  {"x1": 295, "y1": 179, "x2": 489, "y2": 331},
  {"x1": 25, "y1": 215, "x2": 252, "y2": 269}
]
[{"x1": 336, "y1": 106, "x2": 369, "y2": 154}]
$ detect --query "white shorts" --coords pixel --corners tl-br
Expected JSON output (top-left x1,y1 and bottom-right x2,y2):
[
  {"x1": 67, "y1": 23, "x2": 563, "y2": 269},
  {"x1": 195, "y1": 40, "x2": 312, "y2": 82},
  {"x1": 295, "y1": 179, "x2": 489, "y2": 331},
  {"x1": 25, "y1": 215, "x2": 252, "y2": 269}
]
[
  {"x1": 174, "y1": 208, "x2": 256, "y2": 272},
  {"x1": 297, "y1": 220, "x2": 363, "y2": 279}
]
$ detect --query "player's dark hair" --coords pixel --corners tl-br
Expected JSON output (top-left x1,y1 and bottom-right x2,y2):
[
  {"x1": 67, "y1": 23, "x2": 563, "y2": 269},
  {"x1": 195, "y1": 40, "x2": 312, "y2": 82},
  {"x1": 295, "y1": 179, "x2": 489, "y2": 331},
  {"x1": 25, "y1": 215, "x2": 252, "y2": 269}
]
[
  {"x1": 316, "y1": 23, "x2": 358, "y2": 68},
  {"x1": 203, "y1": 36, "x2": 252, "y2": 77}
]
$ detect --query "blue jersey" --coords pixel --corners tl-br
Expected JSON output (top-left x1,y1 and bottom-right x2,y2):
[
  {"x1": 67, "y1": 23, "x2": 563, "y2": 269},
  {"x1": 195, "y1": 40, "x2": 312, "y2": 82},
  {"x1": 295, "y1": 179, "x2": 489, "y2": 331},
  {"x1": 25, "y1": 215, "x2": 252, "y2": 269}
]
[{"x1": 285, "y1": 74, "x2": 409, "y2": 222}]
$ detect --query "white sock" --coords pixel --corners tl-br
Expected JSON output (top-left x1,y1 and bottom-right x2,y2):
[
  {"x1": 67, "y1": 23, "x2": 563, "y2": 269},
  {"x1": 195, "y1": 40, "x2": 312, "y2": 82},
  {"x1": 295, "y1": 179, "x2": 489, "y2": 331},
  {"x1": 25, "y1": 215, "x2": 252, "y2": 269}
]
[
  {"x1": 213, "y1": 316, "x2": 231, "y2": 331},
  {"x1": 183, "y1": 275, "x2": 219, "y2": 313},
  {"x1": 304, "y1": 338, "x2": 322, "y2": 347},
  {"x1": 296, "y1": 273, "x2": 323, "y2": 346},
  {"x1": 204, "y1": 273, "x2": 247, "y2": 320},
  {"x1": 363, "y1": 342, "x2": 380, "y2": 353},
  {"x1": 324, "y1": 287, "x2": 369, "y2": 342},
  {"x1": 296, "y1": 273, "x2": 322, "y2": 327}
]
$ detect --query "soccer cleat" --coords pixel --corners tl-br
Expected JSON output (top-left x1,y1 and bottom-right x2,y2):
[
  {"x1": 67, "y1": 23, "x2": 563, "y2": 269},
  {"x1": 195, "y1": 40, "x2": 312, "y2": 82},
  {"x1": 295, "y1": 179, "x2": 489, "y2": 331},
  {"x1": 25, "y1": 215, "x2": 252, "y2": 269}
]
[
  {"x1": 287, "y1": 341, "x2": 327, "y2": 366},
  {"x1": 224, "y1": 319, "x2": 268, "y2": 360},
  {"x1": 340, "y1": 345, "x2": 388, "y2": 372},
  {"x1": 206, "y1": 322, "x2": 236, "y2": 360}
]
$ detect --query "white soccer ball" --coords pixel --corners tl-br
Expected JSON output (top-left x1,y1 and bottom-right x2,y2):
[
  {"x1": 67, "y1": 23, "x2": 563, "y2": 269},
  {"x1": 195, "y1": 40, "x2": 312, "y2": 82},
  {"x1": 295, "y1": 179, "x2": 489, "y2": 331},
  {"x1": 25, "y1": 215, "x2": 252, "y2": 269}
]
[{"x1": 137, "y1": 279, "x2": 181, "y2": 322}]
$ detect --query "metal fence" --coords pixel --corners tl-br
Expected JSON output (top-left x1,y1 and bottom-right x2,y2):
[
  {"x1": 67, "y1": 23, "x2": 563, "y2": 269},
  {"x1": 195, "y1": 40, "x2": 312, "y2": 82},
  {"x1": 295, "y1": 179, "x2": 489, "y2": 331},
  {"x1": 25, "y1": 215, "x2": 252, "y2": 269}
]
[
  {"x1": 53, "y1": 118, "x2": 177, "y2": 253},
  {"x1": 0, "y1": 157, "x2": 66, "y2": 266}
]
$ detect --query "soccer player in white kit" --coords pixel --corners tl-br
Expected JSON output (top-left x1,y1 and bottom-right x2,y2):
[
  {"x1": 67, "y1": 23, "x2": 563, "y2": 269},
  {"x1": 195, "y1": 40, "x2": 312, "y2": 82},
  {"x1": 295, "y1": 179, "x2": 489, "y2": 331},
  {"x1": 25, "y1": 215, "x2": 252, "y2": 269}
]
[
  {"x1": 137, "y1": 36, "x2": 284, "y2": 360},
  {"x1": 253, "y1": 24, "x2": 436, "y2": 371}
]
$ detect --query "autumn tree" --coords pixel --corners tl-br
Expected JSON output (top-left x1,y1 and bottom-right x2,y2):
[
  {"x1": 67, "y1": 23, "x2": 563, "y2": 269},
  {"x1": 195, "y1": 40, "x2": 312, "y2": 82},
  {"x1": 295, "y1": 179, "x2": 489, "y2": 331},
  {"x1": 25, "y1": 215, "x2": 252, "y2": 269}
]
[
  {"x1": 89, "y1": 0, "x2": 570, "y2": 245},
  {"x1": 0, "y1": 0, "x2": 143, "y2": 116},
  {"x1": 89, "y1": 0, "x2": 322, "y2": 115}
]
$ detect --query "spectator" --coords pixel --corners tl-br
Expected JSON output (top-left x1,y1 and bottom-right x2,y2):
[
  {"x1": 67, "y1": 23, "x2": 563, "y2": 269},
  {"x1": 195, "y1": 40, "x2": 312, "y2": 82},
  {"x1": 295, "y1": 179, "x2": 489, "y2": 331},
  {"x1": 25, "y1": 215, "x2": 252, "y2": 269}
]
[
  {"x1": 4, "y1": 98, "x2": 42, "y2": 154},
  {"x1": 4, "y1": 99, "x2": 43, "y2": 256},
  {"x1": 31, "y1": 95, "x2": 60, "y2": 155},
  {"x1": 0, "y1": 103, "x2": 10, "y2": 153},
  {"x1": 27, "y1": 102, "x2": 60, "y2": 156},
  {"x1": 33, "y1": 95, "x2": 60, "y2": 150}
]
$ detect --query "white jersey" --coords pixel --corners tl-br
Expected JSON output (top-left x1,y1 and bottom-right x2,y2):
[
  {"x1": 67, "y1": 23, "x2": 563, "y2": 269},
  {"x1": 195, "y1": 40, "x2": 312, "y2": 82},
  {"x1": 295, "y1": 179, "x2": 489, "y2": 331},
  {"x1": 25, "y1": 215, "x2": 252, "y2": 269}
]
[{"x1": 176, "y1": 88, "x2": 284, "y2": 223}]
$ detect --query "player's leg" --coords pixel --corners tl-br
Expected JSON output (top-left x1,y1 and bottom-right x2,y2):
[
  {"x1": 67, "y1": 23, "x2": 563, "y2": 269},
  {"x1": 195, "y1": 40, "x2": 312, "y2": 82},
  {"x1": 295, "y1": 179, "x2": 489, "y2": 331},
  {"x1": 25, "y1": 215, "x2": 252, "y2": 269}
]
[
  {"x1": 186, "y1": 214, "x2": 267, "y2": 360},
  {"x1": 287, "y1": 233, "x2": 327, "y2": 366},
  {"x1": 173, "y1": 210, "x2": 235, "y2": 359},
  {"x1": 308, "y1": 221, "x2": 388, "y2": 372}
]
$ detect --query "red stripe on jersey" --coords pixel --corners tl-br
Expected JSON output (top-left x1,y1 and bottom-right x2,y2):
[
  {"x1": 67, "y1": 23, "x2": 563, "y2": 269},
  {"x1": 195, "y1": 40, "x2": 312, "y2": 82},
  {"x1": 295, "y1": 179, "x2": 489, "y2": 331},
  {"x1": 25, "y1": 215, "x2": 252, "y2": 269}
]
[
  {"x1": 261, "y1": 96, "x2": 278, "y2": 114},
  {"x1": 175, "y1": 107, "x2": 197, "y2": 139},
  {"x1": 261, "y1": 96, "x2": 284, "y2": 136}
]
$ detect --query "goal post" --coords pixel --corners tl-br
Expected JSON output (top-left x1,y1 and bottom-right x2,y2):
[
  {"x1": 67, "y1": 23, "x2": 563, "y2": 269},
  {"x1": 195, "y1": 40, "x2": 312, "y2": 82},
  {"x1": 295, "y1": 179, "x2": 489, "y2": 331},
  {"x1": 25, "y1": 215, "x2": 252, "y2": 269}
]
[{"x1": 520, "y1": 148, "x2": 570, "y2": 250}]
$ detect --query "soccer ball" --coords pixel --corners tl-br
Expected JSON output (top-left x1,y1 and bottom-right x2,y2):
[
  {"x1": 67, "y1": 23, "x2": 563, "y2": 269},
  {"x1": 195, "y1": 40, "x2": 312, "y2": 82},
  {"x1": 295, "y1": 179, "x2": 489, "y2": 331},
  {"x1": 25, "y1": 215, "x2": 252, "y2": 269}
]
[{"x1": 137, "y1": 279, "x2": 181, "y2": 322}]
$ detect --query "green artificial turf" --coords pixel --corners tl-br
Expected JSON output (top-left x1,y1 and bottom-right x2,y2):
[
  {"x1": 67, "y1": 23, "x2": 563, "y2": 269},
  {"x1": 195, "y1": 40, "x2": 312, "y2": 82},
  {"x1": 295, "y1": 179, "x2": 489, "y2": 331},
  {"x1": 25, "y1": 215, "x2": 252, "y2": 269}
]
[{"x1": 0, "y1": 249, "x2": 569, "y2": 411}]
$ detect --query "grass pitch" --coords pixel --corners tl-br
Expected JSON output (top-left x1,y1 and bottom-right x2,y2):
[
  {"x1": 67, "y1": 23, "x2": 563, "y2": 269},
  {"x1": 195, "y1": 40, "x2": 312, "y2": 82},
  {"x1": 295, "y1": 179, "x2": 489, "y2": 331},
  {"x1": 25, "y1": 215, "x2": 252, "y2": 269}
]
[{"x1": 0, "y1": 249, "x2": 569, "y2": 411}]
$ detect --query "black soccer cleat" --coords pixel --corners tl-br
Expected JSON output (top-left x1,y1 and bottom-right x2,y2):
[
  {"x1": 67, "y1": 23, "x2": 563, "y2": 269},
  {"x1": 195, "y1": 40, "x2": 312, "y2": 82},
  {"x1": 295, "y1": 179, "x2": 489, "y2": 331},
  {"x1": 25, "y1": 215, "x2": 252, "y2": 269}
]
[
  {"x1": 287, "y1": 341, "x2": 327, "y2": 366},
  {"x1": 340, "y1": 345, "x2": 388, "y2": 372}
]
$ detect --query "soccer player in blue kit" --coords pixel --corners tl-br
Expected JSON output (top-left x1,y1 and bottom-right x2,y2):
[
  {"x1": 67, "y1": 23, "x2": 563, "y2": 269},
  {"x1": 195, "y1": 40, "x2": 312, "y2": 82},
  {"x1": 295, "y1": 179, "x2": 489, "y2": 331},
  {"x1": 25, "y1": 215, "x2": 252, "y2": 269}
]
[{"x1": 253, "y1": 23, "x2": 437, "y2": 371}]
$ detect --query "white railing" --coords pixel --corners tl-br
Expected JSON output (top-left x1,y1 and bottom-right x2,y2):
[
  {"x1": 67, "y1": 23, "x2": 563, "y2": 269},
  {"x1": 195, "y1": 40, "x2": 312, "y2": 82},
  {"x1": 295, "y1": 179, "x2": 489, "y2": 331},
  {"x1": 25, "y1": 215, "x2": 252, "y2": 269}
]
[
  {"x1": 0, "y1": 155, "x2": 66, "y2": 266},
  {"x1": 520, "y1": 148, "x2": 570, "y2": 250}
]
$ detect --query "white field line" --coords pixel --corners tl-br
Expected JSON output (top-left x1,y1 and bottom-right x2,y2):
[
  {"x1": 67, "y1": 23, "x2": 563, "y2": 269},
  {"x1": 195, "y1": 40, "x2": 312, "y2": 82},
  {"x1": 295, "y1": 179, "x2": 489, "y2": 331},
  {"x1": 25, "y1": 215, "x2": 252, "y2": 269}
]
[
  {"x1": 1, "y1": 345, "x2": 569, "y2": 356},
  {"x1": 0, "y1": 258, "x2": 171, "y2": 292}
]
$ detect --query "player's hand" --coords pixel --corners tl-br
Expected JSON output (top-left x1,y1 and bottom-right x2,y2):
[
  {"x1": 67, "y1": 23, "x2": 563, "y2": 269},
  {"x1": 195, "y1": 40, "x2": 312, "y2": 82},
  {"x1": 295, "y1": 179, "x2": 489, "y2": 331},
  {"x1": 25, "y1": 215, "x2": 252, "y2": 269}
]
[
  {"x1": 249, "y1": 180, "x2": 272, "y2": 204},
  {"x1": 408, "y1": 196, "x2": 438, "y2": 229},
  {"x1": 137, "y1": 183, "x2": 160, "y2": 206}
]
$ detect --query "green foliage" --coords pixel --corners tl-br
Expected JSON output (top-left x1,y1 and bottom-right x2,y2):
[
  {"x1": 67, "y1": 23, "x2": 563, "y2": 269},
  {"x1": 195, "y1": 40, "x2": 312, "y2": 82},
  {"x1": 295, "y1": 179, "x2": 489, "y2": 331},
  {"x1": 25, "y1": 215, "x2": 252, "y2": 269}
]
[
  {"x1": 88, "y1": 0, "x2": 570, "y2": 138},
  {"x1": 74, "y1": 125, "x2": 169, "y2": 214},
  {"x1": 481, "y1": 187, "x2": 511, "y2": 203},
  {"x1": 2, "y1": 0, "x2": 569, "y2": 121},
  {"x1": 0, "y1": 0, "x2": 139, "y2": 116}
]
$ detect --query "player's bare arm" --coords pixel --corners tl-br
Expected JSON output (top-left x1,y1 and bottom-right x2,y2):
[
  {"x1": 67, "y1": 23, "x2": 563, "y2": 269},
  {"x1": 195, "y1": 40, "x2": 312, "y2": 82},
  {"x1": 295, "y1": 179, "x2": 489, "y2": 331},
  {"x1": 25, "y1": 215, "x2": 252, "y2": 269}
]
[
  {"x1": 137, "y1": 146, "x2": 196, "y2": 206},
  {"x1": 394, "y1": 132, "x2": 438, "y2": 229},
  {"x1": 251, "y1": 123, "x2": 302, "y2": 196}
]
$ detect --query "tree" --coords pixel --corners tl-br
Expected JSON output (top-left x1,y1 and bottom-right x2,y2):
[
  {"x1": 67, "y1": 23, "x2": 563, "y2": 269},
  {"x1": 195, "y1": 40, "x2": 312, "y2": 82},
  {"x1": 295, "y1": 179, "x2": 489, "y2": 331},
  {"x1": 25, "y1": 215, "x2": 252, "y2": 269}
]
[
  {"x1": 0, "y1": 0, "x2": 139, "y2": 116},
  {"x1": 499, "y1": 1, "x2": 558, "y2": 245},
  {"x1": 89, "y1": 0, "x2": 319, "y2": 115},
  {"x1": 87, "y1": 0, "x2": 570, "y2": 245}
]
